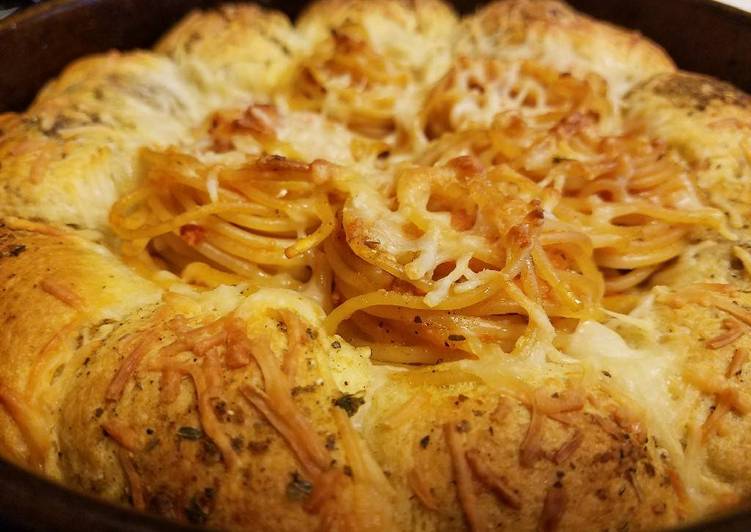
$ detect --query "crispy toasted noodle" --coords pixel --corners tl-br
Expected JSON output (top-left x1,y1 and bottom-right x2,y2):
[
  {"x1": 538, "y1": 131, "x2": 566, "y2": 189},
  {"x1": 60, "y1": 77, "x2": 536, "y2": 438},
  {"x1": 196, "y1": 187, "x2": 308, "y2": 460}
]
[{"x1": 2, "y1": 0, "x2": 751, "y2": 530}]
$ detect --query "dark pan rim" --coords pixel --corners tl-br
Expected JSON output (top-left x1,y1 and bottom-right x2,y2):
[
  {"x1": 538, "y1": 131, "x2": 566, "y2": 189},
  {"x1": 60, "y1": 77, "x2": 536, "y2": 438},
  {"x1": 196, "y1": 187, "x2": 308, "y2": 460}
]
[
  {"x1": 0, "y1": 457, "x2": 194, "y2": 531},
  {"x1": 0, "y1": 0, "x2": 99, "y2": 28},
  {"x1": 2, "y1": 0, "x2": 751, "y2": 530}
]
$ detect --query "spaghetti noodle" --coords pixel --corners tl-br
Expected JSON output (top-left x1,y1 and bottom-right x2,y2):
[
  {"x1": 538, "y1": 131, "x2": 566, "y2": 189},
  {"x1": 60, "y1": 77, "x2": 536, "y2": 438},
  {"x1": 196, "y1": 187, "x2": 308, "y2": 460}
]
[{"x1": 109, "y1": 58, "x2": 729, "y2": 365}]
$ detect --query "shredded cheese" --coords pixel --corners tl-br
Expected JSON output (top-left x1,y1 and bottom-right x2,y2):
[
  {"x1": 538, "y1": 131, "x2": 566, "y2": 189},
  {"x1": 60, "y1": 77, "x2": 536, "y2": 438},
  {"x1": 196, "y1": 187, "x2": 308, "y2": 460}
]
[
  {"x1": 444, "y1": 422, "x2": 482, "y2": 532},
  {"x1": 39, "y1": 278, "x2": 84, "y2": 310}
]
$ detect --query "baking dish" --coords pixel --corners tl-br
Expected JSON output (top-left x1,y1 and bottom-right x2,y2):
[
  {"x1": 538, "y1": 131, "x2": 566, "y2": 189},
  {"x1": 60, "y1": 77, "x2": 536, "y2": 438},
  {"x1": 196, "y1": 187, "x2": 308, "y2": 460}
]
[{"x1": 1, "y1": 0, "x2": 751, "y2": 530}]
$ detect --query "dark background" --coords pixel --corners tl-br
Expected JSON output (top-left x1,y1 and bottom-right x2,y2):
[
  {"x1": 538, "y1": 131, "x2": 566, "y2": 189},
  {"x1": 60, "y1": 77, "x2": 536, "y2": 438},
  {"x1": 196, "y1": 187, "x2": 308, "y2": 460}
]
[{"x1": 0, "y1": 0, "x2": 41, "y2": 17}]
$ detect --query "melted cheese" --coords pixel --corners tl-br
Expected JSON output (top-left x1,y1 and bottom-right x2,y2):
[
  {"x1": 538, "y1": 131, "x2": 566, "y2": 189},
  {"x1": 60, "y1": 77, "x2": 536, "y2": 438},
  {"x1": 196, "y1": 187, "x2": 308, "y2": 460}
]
[
  {"x1": 343, "y1": 175, "x2": 490, "y2": 308},
  {"x1": 567, "y1": 298, "x2": 733, "y2": 509},
  {"x1": 568, "y1": 318, "x2": 685, "y2": 458},
  {"x1": 235, "y1": 288, "x2": 373, "y2": 396},
  {"x1": 190, "y1": 105, "x2": 365, "y2": 166},
  {"x1": 456, "y1": 2, "x2": 674, "y2": 113}
]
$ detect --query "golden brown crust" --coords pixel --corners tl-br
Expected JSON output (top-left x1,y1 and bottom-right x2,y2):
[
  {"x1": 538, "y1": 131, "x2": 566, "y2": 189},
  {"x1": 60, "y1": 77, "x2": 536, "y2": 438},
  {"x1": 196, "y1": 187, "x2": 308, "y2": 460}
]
[
  {"x1": 58, "y1": 305, "x2": 342, "y2": 528},
  {"x1": 456, "y1": 0, "x2": 675, "y2": 101},
  {"x1": 0, "y1": 221, "x2": 160, "y2": 472},
  {"x1": 296, "y1": 0, "x2": 458, "y2": 87},
  {"x1": 156, "y1": 4, "x2": 302, "y2": 105},
  {"x1": 0, "y1": 52, "x2": 202, "y2": 229},
  {"x1": 646, "y1": 73, "x2": 751, "y2": 110},
  {"x1": 0, "y1": 216, "x2": 689, "y2": 531},
  {"x1": 362, "y1": 378, "x2": 681, "y2": 531},
  {"x1": 625, "y1": 72, "x2": 751, "y2": 233},
  {"x1": 297, "y1": 0, "x2": 458, "y2": 49},
  {"x1": 291, "y1": 0, "x2": 458, "y2": 141},
  {"x1": 645, "y1": 286, "x2": 751, "y2": 512},
  {"x1": 55, "y1": 300, "x2": 397, "y2": 529}
]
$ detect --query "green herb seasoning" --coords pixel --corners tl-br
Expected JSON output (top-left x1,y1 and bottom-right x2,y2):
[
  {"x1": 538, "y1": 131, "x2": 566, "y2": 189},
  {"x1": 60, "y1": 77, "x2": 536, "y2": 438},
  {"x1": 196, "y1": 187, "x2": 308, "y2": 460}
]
[
  {"x1": 177, "y1": 426, "x2": 203, "y2": 440},
  {"x1": 333, "y1": 393, "x2": 365, "y2": 417},
  {"x1": 286, "y1": 472, "x2": 313, "y2": 501}
]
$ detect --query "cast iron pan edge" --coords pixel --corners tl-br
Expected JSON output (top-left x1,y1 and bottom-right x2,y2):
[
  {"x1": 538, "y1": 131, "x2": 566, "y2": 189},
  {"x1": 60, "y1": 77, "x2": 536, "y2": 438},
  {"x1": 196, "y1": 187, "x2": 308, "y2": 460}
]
[{"x1": 1, "y1": 0, "x2": 751, "y2": 530}]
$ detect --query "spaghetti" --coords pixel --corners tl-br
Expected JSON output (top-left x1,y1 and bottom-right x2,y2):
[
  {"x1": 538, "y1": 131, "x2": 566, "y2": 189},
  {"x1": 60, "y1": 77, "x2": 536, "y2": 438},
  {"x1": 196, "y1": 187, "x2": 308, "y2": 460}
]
[
  {"x1": 109, "y1": 58, "x2": 729, "y2": 365},
  {"x1": 110, "y1": 149, "x2": 339, "y2": 308}
]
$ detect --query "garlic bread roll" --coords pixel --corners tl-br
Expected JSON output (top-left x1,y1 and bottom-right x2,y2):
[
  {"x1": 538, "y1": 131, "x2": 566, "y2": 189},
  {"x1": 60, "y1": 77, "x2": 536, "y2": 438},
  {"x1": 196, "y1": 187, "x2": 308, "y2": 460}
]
[
  {"x1": 456, "y1": 0, "x2": 675, "y2": 105},
  {"x1": 156, "y1": 4, "x2": 303, "y2": 107},
  {"x1": 0, "y1": 219, "x2": 160, "y2": 472},
  {"x1": 0, "y1": 219, "x2": 398, "y2": 531},
  {"x1": 362, "y1": 375, "x2": 681, "y2": 531},
  {"x1": 625, "y1": 72, "x2": 751, "y2": 234},
  {"x1": 0, "y1": 52, "x2": 203, "y2": 230}
]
